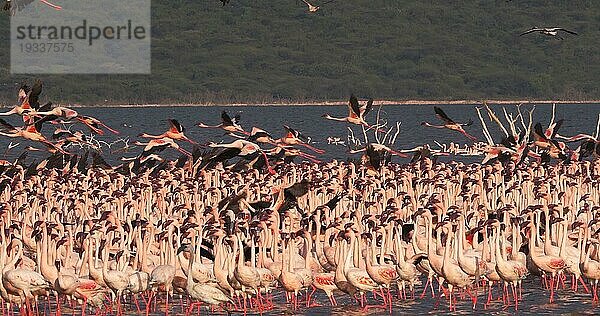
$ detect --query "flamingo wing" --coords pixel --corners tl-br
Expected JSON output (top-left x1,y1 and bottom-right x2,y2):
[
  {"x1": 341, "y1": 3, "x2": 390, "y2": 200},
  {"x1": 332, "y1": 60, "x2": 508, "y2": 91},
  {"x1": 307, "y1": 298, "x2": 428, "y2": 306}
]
[
  {"x1": 0, "y1": 118, "x2": 18, "y2": 133},
  {"x1": 366, "y1": 145, "x2": 382, "y2": 171},
  {"x1": 28, "y1": 79, "x2": 43, "y2": 109},
  {"x1": 168, "y1": 118, "x2": 185, "y2": 133},
  {"x1": 361, "y1": 98, "x2": 374, "y2": 118},
  {"x1": 30, "y1": 102, "x2": 57, "y2": 132},
  {"x1": 52, "y1": 129, "x2": 73, "y2": 140},
  {"x1": 221, "y1": 111, "x2": 234, "y2": 126},
  {"x1": 91, "y1": 152, "x2": 111, "y2": 169},
  {"x1": 519, "y1": 28, "x2": 540, "y2": 36},
  {"x1": 315, "y1": 275, "x2": 335, "y2": 286},
  {"x1": 348, "y1": 94, "x2": 360, "y2": 118},
  {"x1": 557, "y1": 28, "x2": 577, "y2": 35},
  {"x1": 284, "y1": 125, "x2": 310, "y2": 142},
  {"x1": 233, "y1": 113, "x2": 241, "y2": 125},
  {"x1": 533, "y1": 123, "x2": 547, "y2": 141},
  {"x1": 545, "y1": 119, "x2": 563, "y2": 139},
  {"x1": 378, "y1": 268, "x2": 397, "y2": 281},
  {"x1": 434, "y1": 106, "x2": 455, "y2": 124}
]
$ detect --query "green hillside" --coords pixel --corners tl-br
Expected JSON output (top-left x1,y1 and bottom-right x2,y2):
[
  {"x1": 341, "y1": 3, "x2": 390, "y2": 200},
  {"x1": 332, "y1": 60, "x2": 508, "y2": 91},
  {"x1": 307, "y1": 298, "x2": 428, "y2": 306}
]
[{"x1": 0, "y1": 0, "x2": 598, "y2": 104}]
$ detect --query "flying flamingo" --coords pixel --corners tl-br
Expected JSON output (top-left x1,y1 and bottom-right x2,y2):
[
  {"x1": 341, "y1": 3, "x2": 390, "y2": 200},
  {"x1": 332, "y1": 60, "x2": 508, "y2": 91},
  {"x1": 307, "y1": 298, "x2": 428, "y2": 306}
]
[
  {"x1": 205, "y1": 139, "x2": 276, "y2": 174},
  {"x1": 134, "y1": 137, "x2": 192, "y2": 157},
  {"x1": 323, "y1": 95, "x2": 383, "y2": 131},
  {"x1": 198, "y1": 110, "x2": 248, "y2": 135},
  {"x1": 520, "y1": 27, "x2": 578, "y2": 40},
  {"x1": 349, "y1": 143, "x2": 409, "y2": 158},
  {"x1": 27, "y1": 105, "x2": 79, "y2": 131},
  {"x1": 277, "y1": 125, "x2": 325, "y2": 154},
  {"x1": 0, "y1": 119, "x2": 69, "y2": 154},
  {"x1": 0, "y1": 81, "x2": 45, "y2": 125},
  {"x1": 139, "y1": 119, "x2": 198, "y2": 145},
  {"x1": 421, "y1": 106, "x2": 477, "y2": 141},
  {"x1": 76, "y1": 115, "x2": 120, "y2": 135},
  {"x1": 299, "y1": 0, "x2": 319, "y2": 12}
]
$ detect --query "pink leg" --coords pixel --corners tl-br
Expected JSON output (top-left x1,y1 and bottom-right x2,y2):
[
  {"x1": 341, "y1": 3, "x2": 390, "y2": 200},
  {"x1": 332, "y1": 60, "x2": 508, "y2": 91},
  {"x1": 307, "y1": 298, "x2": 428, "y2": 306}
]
[
  {"x1": 39, "y1": 0, "x2": 62, "y2": 9},
  {"x1": 549, "y1": 275, "x2": 555, "y2": 303},
  {"x1": 579, "y1": 277, "x2": 590, "y2": 294},
  {"x1": 420, "y1": 277, "x2": 430, "y2": 299}
]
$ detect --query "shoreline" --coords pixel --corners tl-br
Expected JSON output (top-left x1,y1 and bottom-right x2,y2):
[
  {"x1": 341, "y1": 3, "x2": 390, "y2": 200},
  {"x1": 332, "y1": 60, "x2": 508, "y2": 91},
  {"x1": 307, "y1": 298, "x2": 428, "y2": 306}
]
[
  {"x1": 61, "y1": 99, "x2": 600, "y2": 108},
  {"x1": 2, "y1": 99, "x2": 599, "y2": 108}
]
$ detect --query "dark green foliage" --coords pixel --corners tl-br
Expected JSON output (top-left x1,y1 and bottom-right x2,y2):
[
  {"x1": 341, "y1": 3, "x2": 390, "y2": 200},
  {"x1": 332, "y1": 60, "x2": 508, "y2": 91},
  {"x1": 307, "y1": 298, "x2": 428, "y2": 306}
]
[{"x1": 0, "y1": 0, "x2": 598, "y2": 104}]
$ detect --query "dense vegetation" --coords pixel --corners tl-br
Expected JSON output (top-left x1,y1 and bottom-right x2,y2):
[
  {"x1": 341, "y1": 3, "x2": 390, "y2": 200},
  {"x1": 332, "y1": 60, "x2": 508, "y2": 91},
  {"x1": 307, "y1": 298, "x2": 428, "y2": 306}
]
[{"x1": 0, "y1": 0, "x2": 598, "y2": 105}]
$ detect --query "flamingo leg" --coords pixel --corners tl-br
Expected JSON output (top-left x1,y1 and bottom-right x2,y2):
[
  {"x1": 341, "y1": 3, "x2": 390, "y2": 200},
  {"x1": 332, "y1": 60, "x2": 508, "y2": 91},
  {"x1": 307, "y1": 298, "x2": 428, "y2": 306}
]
[
  {"x1": 549, "y1": 274, "x2": 555, "y2": 303},
  {"x1": 419, "y1": 277, "x2": 431, "y2": 299},
  {"x1": 300, "y1": 143, "x2": 325, "y2": 154},
  {"x1": 39, "y1": 0, "x2": 62, "y2": 10},
  {"x1": 512, "y1": 284, "x2": 518, "y2": 311},
  {"x1": 579, "y1": 277, "x2": 590, "y2": 294}
]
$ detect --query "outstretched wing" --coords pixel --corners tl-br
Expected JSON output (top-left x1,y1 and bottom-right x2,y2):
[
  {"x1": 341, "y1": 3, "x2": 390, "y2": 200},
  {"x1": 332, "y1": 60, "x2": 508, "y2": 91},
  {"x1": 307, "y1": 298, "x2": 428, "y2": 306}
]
[
  {"x1": 283, "y1": 125, "x2": 297, "y2": 138},
  {"x1": 33, "y1": 102, "x2": 55, "y2": 132},
  {"x1": 221, "y1": 111, "x2": 233, "y2": 126},
  {"x1": 28, "y1": 79, "x2": 43, "y2": 109},
  {"x1": 233, "y1": 113, "x2": 241, "y2": 125},
  {"x1": 348, "y1": 94, "x2": 360, "y2": 118},
  {"x1": 519, "y1": 28, "x2": 539, "y2": 36},
  {"x1": 91, "y1": 152, "x2": 111, "y2": 169},
  {"x1": 366, "y1": 144, "x2": 382, "y2": 171},
  {"x1": 557, "y1": 28, "x2": 577, "y2": 35},
  {"x1": 545, "y1": 119, "x2": 563, "y2": 139},
  {"x1": 283, "y1": 125, "x2": 310, "y2": 143},
  {"x1": 168, "y1": 119, "x2": 184, "y2": 133},
  {"x1": 52, "y1": 129, "x2": 73, "y2": 140},
  {"x1": 434, "y1": 106, "x2": 455, "y2": 124},
  {"x1": 17, "y1": 83, "x2": 30, "y2": 102},
  {"x1": 533, "y1": 123, "x2": 547, "y2": 141},
  {"x1": 0, "y1": 118, "x2": 17, "y2": 133},
  {"x1": 362, "y1": 98, "x2": 374, "y2": 118}
]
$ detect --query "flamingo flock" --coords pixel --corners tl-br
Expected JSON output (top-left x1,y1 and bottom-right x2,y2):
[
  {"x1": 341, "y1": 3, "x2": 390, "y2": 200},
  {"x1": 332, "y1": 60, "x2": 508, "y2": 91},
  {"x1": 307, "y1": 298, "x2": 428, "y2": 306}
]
[{"x1": 0, "y1": 81, "x2": 599, "y2": 315}]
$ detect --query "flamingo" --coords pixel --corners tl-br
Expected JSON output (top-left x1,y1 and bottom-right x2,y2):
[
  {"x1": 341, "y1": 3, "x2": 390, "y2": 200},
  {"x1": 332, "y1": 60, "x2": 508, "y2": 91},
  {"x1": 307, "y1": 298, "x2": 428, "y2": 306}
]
[
  {"x1": 322, "y1": 95, "x2": 380, "y2": 130},
  {"x1": 278, "y1": 232, "x2": 306, "y2": 310},
  {"x1": 277, "y1": 125, "x2": 325, "y2": 154},
  {"x1": 140, "y1": 119, "x2": 198, "y2": 144},
  {"x1": 134, "y1": 137, "x2": 192, "y2": 157},
  {"x1": 576, "y1": 221, "x2": 600, "y2": 302},
  {"x1": 2, "y1": 240, "x2": 53, "y2": 315},
  {"x1": 520, "y1": 27, "x2": 578, "y2": 39},
  {"x1": 204, "y1": 139, "x2": 276, "y2": 174},
  {"x1": 0, "y1": 119, "x2": 69, "y2": 154},
  {"x1": 299, "y1": 0, "x2": 319, "y2": 12},
  {"x1": 526, "y1": 212, "x2": 565, "y2": 303},
  {"x1": 440, "y1": 222, "x2": 476, "y2": 311},
  {"x1": 198, "y1": 110, "x2": 247, "y2": 135},
  {"x1": 343, "y1": 230, "x2": 378, "y2": 309},
  {"x1": 421, "y1": 106, "x2": 477, "y2": 141},
  {"x1": 185, "y1": 235, "x2": 232, "y2": 314},
  {"x1": 76, "y1": 115, "x2": 120, "y2": 135},
  {"x1": 490, "y1": 220, "x2": 528, "y2": 310},
  {"x1": 362, "y1": 233, "x2": 398, "y2": 312},
  {"x1": 100, "y1": 239, "x2": 130, "y2": 315}
]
